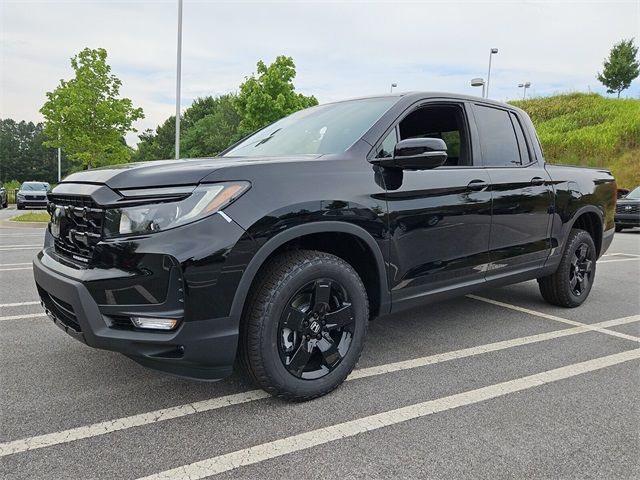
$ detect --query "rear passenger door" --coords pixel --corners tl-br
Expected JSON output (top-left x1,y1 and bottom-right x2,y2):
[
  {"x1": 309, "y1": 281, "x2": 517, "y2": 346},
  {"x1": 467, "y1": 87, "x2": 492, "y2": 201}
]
[{"x1": 471, "y1": 104, "x2": 553, "y2": 278}]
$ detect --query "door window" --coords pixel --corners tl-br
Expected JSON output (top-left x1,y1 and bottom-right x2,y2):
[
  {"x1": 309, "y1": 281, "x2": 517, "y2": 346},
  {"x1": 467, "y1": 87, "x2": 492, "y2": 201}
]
[
  {"x1": 376, "y1": 104, "x2": 471, "y2": 166},
  {"x1": 474, "y1": 105, "x2": 521, "y2": 167}
]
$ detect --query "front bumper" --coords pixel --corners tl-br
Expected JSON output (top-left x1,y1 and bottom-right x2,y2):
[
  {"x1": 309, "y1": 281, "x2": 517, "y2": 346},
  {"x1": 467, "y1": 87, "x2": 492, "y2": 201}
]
[
  {"x1": 18, "y1": 198, "x2": 48, "y2": 208},
  {"x1": 33, "y1": 212, "x2": 257, "y2": 380},
  {"x1": 34, "y1": 253, "x2": 238, "y2": 379},
  {"x1": 615, "y1": 213, "x2": 640, "y2": 227}
]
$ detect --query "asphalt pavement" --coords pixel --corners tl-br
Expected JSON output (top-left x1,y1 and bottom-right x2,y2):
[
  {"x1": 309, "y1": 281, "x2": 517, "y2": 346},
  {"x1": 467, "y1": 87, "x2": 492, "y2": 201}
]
[{"x1": 1, "y1": 205, "x2": 638, "y2": 479}]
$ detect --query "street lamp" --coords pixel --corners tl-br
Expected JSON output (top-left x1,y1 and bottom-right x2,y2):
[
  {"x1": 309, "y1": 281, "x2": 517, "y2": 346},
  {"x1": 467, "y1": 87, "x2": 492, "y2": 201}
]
[
  {"x1": 390, "y1": 83, "x2": 397, "y2": 93},
  {"x1": 471, "y1": 77, "x2": 485, "y2": 98},
  {"x1": 175, "y1": 0, "x2": 183, "y2": 160},
  {"x1": 518, "y1": 81, "x2": 532, "y2": 100},
  {"x1": 485, "y1": 48, "x2": 498, "y2": 98}
]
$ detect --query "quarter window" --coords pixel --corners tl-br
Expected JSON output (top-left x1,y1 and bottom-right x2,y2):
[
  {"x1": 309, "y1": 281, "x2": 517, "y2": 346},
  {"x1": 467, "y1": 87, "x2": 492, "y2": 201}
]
[
  {"x1": 510, "y1": 112, "x2": 531, "y2": 164},
  {"x1": 474, "y1": 105, "x2": 521, "y2": 167}
]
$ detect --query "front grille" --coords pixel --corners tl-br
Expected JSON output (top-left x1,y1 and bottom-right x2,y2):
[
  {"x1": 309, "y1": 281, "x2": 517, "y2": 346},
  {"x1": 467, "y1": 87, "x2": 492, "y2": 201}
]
[
  {"x1": 38, "y1": 287, "x2": 82, "y2": 332},
  {"x1": 48, "y1": 194, "x2": 104, "y2": 265},
  {"x1": 616, "y1": 203, "x2": 639, "y2": 214},
  {"x1": 26, "y1": 194, "x2": 46, "y2": 200}
]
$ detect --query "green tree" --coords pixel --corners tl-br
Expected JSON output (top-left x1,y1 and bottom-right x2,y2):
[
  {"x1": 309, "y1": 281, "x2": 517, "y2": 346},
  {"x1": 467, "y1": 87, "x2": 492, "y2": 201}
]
[
  {"x1": 182, "y1": 95, "x2": 243, "y2": 157},
  {"x1": 0, "y1": 119, "x2": 58, "y2": 183},
  {"x1": 597, "y1": 38, "x2": 640, "y2": 98},
  {"x1": 234, "y1": 56, "x2": 318, "y2": 135},
  {"x1": 40, "y1": 48, "x2": 144, "y2": 169},
  {"x1": 134, "y1": 94, "x2": 243, "y2": 161}
]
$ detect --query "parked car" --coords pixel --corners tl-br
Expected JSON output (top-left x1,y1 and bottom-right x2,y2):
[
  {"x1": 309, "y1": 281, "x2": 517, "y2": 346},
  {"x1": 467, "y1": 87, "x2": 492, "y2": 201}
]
[
  {"x1": 16, "y1": 181, "x2": 50, "y2": 209},
  {"x1": 617, "y1": 188, "x2": 630, "y2": 199},
  {"x1": 615, "y1": 186, "x2": 640, "y2": 232},
  {"x1": 34, "y1": 93, "x2": 616, "y2": 401},
  {"x1": 0, "y1": 186, "x2": 7, "y2": 209}
]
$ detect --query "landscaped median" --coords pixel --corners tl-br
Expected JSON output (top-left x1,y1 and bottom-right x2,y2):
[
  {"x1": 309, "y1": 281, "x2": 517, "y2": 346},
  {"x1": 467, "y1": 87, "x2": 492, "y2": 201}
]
[{"x1": 11, "y1": 212, "x2": 50, "y2": 223}]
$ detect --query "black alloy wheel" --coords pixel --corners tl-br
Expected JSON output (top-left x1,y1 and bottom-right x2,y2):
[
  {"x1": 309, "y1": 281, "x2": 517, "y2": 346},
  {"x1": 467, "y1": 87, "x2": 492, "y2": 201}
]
[
  {"x1": 538, "y1": 228, "x2": 597, "y2": 308},
  {"x1": 278, "y1": 279, "x2": 355, "y2": 380},
  {"x1": 240, "y1": 249, "x2": 368, "y2": 401},
  {"x1": 569, "y1": 243, "x2": 593, "y2": 297}
]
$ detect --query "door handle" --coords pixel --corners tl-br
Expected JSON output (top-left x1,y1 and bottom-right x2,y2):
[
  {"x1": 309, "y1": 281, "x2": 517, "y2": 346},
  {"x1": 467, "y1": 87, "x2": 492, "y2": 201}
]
[
  {"x1": 531, "y1": 177, "x2": 546, "y2": 186},
  {"x1": 467, "y1": 179, "x2": 489, "y2": 191}
]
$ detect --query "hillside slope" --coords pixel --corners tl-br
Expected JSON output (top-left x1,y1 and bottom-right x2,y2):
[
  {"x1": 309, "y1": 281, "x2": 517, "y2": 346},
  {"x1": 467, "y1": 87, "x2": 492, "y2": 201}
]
[{"x1": 510, "y1": 93, "x2": 639, "y2": 188}]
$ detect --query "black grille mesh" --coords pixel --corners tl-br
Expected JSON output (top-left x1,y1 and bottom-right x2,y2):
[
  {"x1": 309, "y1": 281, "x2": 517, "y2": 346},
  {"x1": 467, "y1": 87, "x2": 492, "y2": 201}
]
[{"x1": 48, "y1": 194, "x2": 104, "y2": 264}]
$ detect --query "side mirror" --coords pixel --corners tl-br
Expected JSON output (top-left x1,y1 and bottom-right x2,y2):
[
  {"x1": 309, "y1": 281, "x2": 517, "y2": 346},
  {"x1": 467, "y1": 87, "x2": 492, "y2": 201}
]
[{"x1": 393, "y1": 138, "x2": 448, "y2": 169}]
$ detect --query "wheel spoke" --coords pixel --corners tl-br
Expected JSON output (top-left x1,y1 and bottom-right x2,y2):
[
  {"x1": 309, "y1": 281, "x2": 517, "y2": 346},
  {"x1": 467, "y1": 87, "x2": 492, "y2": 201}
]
[
  {"x1": 287, "y1": 339, "x2": 313, "y2": 375},
  {"x1": 578, "y1": 244, "x2": 588, "y2": 261},
  {"x1": 318, "y1": 334, "x2": 342, "y2": 368},
  {"x1": 570, "y1": 275, "x2": 578, "y2": 290},
  {"x1": 282, "y1": 306, "x2": 306, "y2": 330},
  {"x1": 312, "y1": 281, "x2": 331, "y2": 310},
  {"x1": 324, "y1": 303, "x2": 354, "y2": 329}
]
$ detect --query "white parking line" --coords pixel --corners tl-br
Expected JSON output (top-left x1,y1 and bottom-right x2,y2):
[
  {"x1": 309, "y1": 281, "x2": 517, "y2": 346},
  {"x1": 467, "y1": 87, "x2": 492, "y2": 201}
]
[
  {"x1": 1, "y1": 314, "x2": 637, "y2": 458},
  {"x1": 0, "y1": 301, "x2": 40, "y2": 308},
  {"x1": 467, "y1": 295, "x2": 640, "y2": 342},
  {"x1": 598, "y1": 258, "x2": 640, "y2": 264},
  {"x1": 0, "y1": 263, "x2": 31, "y2": 267},
  {"x1": 0, "y1": 267, "x2": 32, "y2": 272},
  {"x1": 0, "y1": 313, "x2": 47, "y2": 322},
  {"x1": 137, "y1": 349, "x2": 640, "y2": 480},
  {"x1": 0, "y1": 246, "x2": 40, "y2": 251}
]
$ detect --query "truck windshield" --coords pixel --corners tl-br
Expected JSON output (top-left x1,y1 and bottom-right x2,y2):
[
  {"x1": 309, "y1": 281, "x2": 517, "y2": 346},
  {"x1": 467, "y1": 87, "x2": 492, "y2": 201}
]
[{"x1": 223, "y1": 97, "x2": 398, "y2": 157}]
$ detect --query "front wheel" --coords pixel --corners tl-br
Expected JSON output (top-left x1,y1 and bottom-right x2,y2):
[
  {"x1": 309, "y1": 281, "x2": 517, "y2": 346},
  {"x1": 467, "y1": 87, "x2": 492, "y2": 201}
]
[
  {"x1": 615, "y1": 225, "x2": 624, "y2": 233},
  {"x1": 240, "y1": 250, "x2": 369, "y2": 401},
  {"x1": 538, "y1": 228, "x2": 596, "y2": 307}
]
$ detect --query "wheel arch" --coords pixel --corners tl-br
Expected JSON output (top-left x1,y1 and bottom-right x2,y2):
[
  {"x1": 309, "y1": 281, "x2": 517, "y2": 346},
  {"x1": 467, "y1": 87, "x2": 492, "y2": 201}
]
[
  {"x1": 567, "y1": 206, "x2": 604, "y2": 257},
  {"x1": 230, "y1": 222, "x2": 391, "y2": 321}
]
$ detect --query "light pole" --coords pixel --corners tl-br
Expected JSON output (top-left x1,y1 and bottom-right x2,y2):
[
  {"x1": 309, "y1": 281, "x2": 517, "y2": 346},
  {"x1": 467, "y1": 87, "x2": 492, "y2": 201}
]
[
  {"x1": 471, "y1": 77, "x2": 485, "y2": 98},
  {"x1": 57, "y1": 130, "x2": 61, "y2": 182},
  {"x1": 175, "y1": 0, "x2": 183, "y2": 160},
  {"x1": 518, "y1": 81, "x2": 531, "y2": 100},
  {"x1": 390, "y1": 83, "x2": 397, "y2": 93},
  {"x1": 485, "y1": 48, "x2": 498, "y2": 98}
]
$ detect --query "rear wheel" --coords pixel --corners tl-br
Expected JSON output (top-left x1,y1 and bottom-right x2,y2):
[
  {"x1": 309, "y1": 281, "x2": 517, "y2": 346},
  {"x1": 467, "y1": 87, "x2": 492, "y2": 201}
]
[
  {"x1": 615, "y1": 225, "x2": 624, "y2": 232},
  {"x1": 240, "y1": 249, "x2": 368, "y2": 401},
  {"x1": 538, "y1": 228, "x2": 596, "y2": 307}
]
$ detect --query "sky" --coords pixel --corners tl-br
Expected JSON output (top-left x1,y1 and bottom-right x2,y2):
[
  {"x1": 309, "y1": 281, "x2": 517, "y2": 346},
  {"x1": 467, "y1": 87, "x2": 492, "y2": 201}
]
[{"x1": 1, "y1": 0, "x2": 639, "y2": 146}]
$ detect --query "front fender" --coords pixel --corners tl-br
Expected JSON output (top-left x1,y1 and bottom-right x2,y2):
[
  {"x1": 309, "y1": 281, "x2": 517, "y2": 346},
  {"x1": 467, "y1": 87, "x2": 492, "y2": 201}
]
[{"x1": 228, "y1": 221, "x2": 391, "y2": 319}]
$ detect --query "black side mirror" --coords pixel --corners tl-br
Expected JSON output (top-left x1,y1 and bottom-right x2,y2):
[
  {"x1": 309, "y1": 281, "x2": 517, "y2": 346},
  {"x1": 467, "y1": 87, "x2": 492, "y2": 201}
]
[{"x1": 393, "y1": 138, "x2": 448, "y2": 169}]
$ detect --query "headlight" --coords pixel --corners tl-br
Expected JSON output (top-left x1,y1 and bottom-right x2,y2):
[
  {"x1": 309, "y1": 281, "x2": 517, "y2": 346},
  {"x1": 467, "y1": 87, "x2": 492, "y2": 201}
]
[
  {"x1": 104, "y1": 182, "x2": 250, "y2": 237},
  {"x1": 17, "y1": 193, "x2": 25, "y2": 199}
]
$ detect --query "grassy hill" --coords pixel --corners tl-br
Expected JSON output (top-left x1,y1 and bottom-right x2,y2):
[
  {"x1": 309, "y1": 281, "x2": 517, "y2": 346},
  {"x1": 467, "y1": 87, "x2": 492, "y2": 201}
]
[{"x1": 510, "y1": 93, "x2": 640, "y2": 188}]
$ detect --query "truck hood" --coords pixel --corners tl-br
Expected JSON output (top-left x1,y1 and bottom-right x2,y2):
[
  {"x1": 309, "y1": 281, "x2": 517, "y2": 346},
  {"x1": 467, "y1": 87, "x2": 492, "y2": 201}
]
[{"x1": 61, "y1": 155, "x2": 321, "y2": 190}]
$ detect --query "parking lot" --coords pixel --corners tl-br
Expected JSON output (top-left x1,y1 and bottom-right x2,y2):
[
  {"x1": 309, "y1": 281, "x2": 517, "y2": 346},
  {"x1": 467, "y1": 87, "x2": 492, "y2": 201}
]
[{"x1": 1, "y1": 206, "x2": 638, "y2": 480}]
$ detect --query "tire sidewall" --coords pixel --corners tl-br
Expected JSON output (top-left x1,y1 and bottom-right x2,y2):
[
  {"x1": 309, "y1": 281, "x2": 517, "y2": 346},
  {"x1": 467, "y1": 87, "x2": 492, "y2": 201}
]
[
  {"x1": 562, "y1": 230, "x2": 597, "y2": 306},
  {"x1": 255, "y1": 257, "x2": 368, "y2": 398}
]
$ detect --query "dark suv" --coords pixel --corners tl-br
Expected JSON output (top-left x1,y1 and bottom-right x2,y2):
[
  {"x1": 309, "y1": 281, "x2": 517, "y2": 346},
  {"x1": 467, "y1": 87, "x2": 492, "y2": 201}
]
[
  {"x1": 34, "y1": 93, "x2": 615, "y2": 401},
  {"x1": 615, "y1": 186, "x2": 640, "y2": 232}
]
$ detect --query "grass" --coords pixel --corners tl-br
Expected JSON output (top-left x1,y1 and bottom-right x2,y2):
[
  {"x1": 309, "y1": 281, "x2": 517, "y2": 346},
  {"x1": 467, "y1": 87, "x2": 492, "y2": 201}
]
[
  {"x1": 12, "y1": 212, "x2": 50, "y2": 222},
  {"x1": 510, "y1": 93, "x2": 640, "y2": 188}
]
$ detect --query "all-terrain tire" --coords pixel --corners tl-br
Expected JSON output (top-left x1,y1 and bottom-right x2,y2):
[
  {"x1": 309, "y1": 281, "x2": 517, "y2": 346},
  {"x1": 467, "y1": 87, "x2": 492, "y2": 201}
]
[
  {"x1": 239, "y1": 249, "x2": 369, "y2": 402},
  {"x1": 537, "y1": 228, "x2": 596, "y2": 308}
]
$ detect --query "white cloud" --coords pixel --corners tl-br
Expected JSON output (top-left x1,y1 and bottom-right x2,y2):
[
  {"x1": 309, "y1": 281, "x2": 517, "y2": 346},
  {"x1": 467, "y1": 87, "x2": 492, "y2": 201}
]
[{"x1": 1, "y1": 0, "x2": 639, "y2": 146}]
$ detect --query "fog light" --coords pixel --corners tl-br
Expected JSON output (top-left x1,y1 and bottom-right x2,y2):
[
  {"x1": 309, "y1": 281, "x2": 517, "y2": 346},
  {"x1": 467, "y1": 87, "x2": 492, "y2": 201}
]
[{"x1": 131, "y1": 317, "x2": 179, "y2": 330}]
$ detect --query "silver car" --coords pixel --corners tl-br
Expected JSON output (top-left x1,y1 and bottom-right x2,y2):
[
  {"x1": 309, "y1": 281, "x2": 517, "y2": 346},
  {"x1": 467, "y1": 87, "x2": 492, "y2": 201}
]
[{"x1": 16, "y1": 181, "x2": 50, "y2": 210}]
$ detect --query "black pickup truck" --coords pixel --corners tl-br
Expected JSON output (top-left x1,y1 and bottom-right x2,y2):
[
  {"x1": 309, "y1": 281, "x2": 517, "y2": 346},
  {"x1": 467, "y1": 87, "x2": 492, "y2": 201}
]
[{"x1": 34, "y1": 93, "x2": 616, "y2": 401}]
